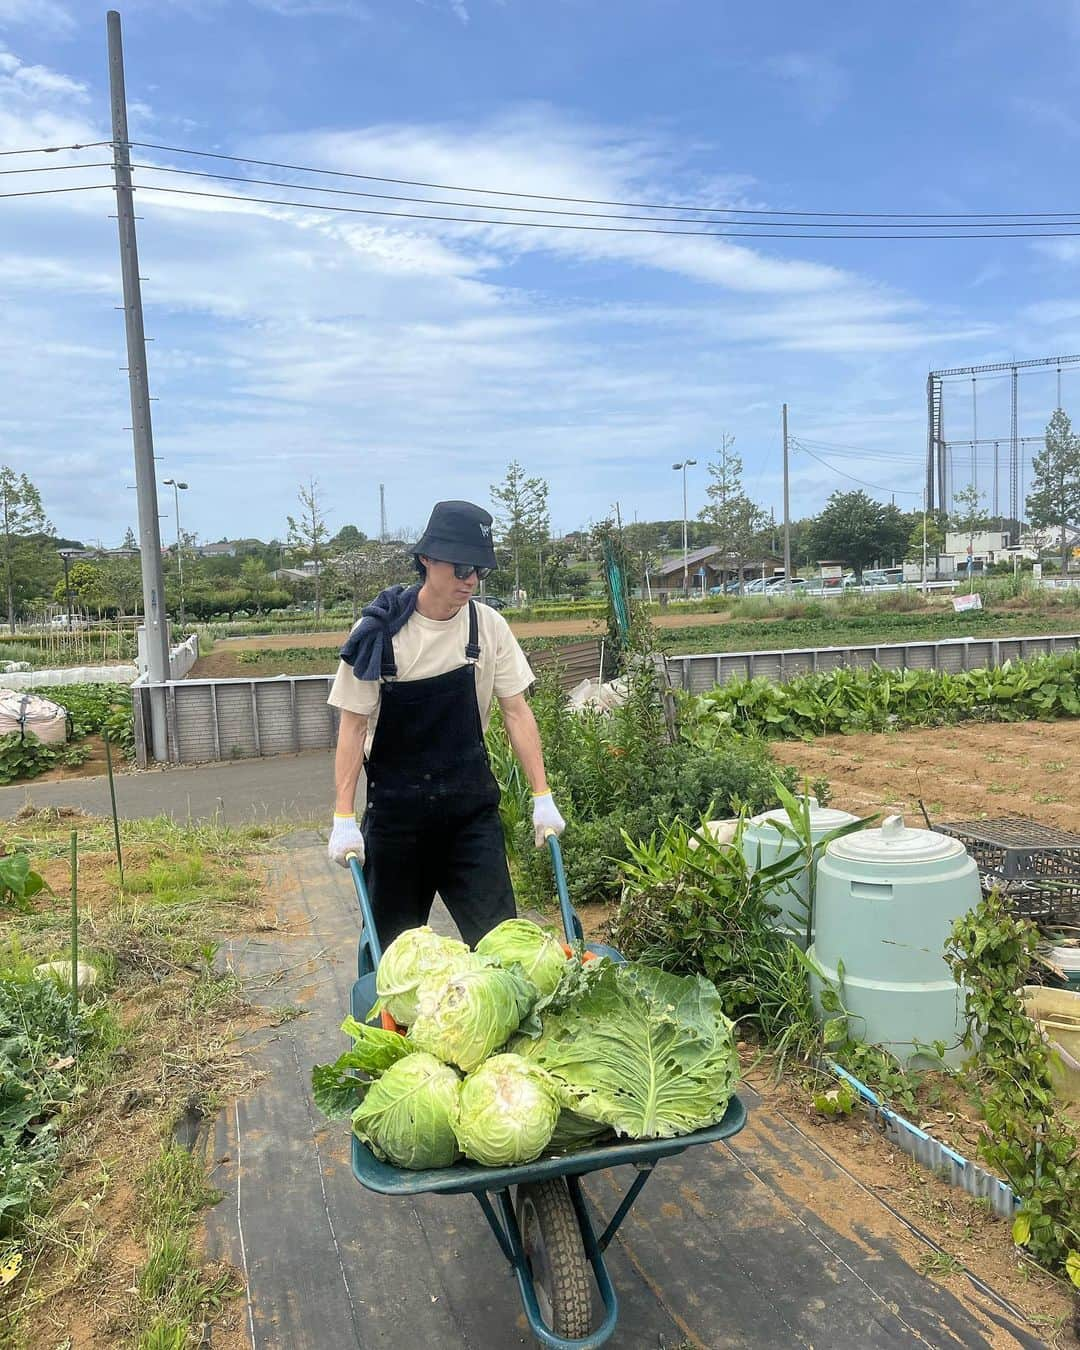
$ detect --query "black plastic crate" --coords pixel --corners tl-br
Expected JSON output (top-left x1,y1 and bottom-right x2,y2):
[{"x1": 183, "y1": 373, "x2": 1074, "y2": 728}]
[{"x1": 935, "y1": 816, "x2": 1080, "y2": 927}]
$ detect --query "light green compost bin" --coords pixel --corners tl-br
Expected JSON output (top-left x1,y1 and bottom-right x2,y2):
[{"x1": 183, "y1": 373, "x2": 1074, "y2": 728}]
[
  {"x1": 809, "y1": 814, "x2": 979, "y2": 1066},
  {"x1": 741, "y1": 798, "x2": 860, "y2": 947}
]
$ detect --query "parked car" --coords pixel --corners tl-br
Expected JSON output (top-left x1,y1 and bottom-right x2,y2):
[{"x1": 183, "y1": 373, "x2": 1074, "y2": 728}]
[
  {"x1": 46, "y1": 614, "x2": 87, "y2": 629},
  {"x1": 766, "y1": 577, "x2": 807, "y2": 593},
  {"x1": 478, "y1": 595, "x2": 507, "y2": 610}
]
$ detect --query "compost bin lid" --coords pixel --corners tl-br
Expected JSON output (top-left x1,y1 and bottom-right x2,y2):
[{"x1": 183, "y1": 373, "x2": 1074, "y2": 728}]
[
  {"x1": 751, "y1": 796, "x2": 860, "y2": 833},
  {"x1": 826, "y1": 814, "x2": 967, "y2": 865}
]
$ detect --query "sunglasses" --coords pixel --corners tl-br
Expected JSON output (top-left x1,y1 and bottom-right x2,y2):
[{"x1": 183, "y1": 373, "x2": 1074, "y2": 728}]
[{"x1": 440, "y1": 561, "x2": 493, "y2": 581}]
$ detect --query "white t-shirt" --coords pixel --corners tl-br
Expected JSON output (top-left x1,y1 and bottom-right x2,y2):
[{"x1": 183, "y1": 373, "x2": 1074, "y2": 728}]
[{"x1": 327, "y1": 601, "x2": 534, "y2": 751}]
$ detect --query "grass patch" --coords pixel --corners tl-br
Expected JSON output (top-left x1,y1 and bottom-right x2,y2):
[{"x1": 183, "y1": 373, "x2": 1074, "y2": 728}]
[
  {"x1": 133, "y1": 1147, "x2": 237, "y2": 1349},
  {"x1": 0, "y1": 810, "x2": 289, "y2": 1349},
  {"x1": 661, "y1": 606, "x2": 1080, "y2": 656}
]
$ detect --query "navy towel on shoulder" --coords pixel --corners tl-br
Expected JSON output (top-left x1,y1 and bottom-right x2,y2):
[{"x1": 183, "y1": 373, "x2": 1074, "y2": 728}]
[{"x1": 339, "y1": 583, "x2": 420, "y2": 681}]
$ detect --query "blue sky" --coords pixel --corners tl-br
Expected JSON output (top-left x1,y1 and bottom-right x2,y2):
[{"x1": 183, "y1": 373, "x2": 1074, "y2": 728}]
[{"x1": 3, "y1": 0, "x2": 1080, "y2": 547}]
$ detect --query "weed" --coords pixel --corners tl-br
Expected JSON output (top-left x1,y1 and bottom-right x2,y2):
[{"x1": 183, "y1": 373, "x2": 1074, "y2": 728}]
[
  {"x1": 917, "y1": 1249, "x2": 964, "y2": 1278},
  {"x1": 134, "y1": 1146, "x2": 237, "y2": 1344}
]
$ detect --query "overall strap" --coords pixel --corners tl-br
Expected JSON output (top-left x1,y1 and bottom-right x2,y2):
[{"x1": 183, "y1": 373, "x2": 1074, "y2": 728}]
[
  {"x1": 380, "y1": 632, "x2": 398, "y2": 682},
  {"x1": 465, "y1": 600, "x2": 481, "y2": 663}
]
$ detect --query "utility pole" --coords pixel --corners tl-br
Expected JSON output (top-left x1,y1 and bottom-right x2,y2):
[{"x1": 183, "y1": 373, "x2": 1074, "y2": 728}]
[
  {"x1": 379, "y1": 483, "x2": 387, "y2": 541},
  {"x1": 782, "y1": 403, "x2": 792, "y2": 593},
  {"x1": 108, "y1": 10, "x2": 169, "y2": 760}
]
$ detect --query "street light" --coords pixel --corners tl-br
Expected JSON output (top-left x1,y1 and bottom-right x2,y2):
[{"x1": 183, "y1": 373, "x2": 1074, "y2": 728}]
[
  {"x1": 56, "y1": 549, "x2": 79, "y2": 628},
  {"x1": 162, "y1": 479, "x2": 189, "y2": 629},
  {"x1": 671, "y1": 459, "x2": 697, "y2": 596}
]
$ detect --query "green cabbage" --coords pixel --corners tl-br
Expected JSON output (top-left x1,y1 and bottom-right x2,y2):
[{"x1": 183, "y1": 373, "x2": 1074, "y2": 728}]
[
  {"x1": 407, "y1": 965, "x2": 536, "y2": 1073},
  {"x1": 312, "y1": 1017, "x2": 415, "y2": 1119},
  {"x1": 373, "y1": 926, "x2": 475, "y2": 1026},
  {"x1": 453, "y1": 1054, "x2": 561, "y2": 1166},
  {"x1": 350, "y1": 1052, "x2": 461, "y2": 1170},
  {"x1": 514, "y1": 962, "x2": 739, "y2": 1140},
  {"x1": 475, "y1": 919, "x2": 567, "y2": 997}
]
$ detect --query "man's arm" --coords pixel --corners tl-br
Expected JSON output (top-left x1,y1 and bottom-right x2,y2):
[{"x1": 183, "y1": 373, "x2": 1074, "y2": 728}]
[
  {"x1": 498, "y1": 692, "x2": 547, "y2": 793},
  {"x1": 334, "y1": 709, "x2": 369, "y2": 814},
  {"x1": 499, "y1": 692, "x2": 565, "y2": 845}
]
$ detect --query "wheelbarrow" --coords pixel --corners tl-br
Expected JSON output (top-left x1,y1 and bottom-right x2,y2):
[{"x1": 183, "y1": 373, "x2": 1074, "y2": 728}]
[{"x1": 343, "y1": 837, "x2": 747, "y2": 1349}]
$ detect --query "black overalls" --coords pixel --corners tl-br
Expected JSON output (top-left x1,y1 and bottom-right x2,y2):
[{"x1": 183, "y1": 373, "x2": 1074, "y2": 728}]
[{"x1": 360, "y1": 600, "x2": 517, "y2": 949}]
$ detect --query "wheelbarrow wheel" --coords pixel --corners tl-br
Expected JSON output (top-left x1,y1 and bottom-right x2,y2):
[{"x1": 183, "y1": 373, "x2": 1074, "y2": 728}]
[{"x1": 516, "y1": 1178, "x2": 592, "y2": 1339}]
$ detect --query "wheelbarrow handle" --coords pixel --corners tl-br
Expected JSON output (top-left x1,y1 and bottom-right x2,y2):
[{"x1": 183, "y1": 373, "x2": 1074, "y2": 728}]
[
  {"x1": 544, "y1": 832, "x2": 583, "y2": 946},
  {"x1": 346, "y1": 851, "x2": 384, "y2": 969}
]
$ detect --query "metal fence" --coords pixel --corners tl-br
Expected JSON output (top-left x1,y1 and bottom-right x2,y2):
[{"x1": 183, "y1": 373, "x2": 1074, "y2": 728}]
[
  {"x1": 663, "y1": 632, "x2": 1080, "y2": 694},
  {"x1": 132, "y1": 631, "x2": 1080, "y2": 766},
  {"x1": 133, "y1": 674, "x2": 339, "y2": 767}
]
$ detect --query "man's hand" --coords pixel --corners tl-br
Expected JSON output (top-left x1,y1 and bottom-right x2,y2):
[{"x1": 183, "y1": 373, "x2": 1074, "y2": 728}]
[
  {"x1": 328, "y1": 813, "x2": 365, "y2": 867},
  {"x1": 532, "y1": 792, "x2": 565, "y2": 848}
]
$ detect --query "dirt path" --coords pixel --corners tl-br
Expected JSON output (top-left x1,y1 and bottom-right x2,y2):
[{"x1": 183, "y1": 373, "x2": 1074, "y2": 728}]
[{"x1": 772, "y1": 720, "x2": 1080, "y2": 831}]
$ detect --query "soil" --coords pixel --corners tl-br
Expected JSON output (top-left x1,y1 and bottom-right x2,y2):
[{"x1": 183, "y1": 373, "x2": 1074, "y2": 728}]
[
  {"x1": 770, "y1": 719, "x2": 1080, "y2": 834},
  {"x1": 1, "y1": 814, "x2": 282, "y2": 1350},
  {"x1": 574, "y1": 900, "x2": 1080, "y2": 1341},
  {"x1": 742, "y1": 1062, "x2": 1077, "y2": 1345},
  {"x1": 31, "y1": 734, "x2": 115, "y2": 784}
]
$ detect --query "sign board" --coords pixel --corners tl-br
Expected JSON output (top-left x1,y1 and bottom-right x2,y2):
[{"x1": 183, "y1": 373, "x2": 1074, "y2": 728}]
[
  {"x1": 1033, "y1": 563, "x2": 1043, "y2": 581},
  {"x1": 952, "y1": 593, "x2": 983, "y2": 613},
  {"x1": 820, "y1": 564, "x2": 843, "y2": 580}
]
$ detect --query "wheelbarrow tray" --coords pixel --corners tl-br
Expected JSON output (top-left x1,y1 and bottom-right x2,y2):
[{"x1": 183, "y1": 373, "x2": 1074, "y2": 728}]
[{"x1": 350, "y1": 1093, "x2": 747, "y2": 1196}]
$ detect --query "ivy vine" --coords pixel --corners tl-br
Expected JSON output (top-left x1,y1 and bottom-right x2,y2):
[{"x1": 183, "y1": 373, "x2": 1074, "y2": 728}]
[{"x1": 946, "y1": 889, "x2": 1080, "y2": 1290}]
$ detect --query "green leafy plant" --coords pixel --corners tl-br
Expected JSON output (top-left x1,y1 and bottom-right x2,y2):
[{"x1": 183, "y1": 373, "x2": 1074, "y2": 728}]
[
  {"x1": 680, "y1": 651, "x2": 1080, "y2": 745},
  {"x1": 813, "y1": 1078, "x2": 858, "y2": 1118},
  {"x1": 945, "y1": 890, "x2": 1080, "y2": 1288},
  {"x1": 0, "y1": 854, "x2": 48, "y2": 912}
]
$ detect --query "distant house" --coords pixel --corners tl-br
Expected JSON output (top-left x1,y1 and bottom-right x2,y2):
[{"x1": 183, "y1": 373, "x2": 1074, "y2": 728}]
[
  {"x1": 647, "y1": 546, "x2": 784, "y2": 596},
  {"x1": 270, "y1": 564, "x2": 318, "y2": 583}
]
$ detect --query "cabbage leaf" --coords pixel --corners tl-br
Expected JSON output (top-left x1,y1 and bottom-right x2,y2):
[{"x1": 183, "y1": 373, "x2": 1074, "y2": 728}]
[{"x1": 514, "y1": 962, "x2": 739, "y2": 1140}]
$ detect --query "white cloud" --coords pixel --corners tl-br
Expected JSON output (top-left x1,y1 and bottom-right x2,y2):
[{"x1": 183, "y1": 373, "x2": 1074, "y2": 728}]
[
  {"x1": 765, "y1": 51, "x2": 847, "y2": 122},
  {"x1": 0, "y1": 0, "x2": 75, "y2": 36},
  {"x1": 0, "y1": 61, "x2": 997, "y2": 539}
]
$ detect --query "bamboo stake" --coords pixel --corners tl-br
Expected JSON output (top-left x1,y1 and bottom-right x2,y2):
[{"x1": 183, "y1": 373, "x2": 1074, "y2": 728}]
[
  {"x1": 69, "y1": 830, "x2": 78, "y2": 1025},
  {"x1": 103, "y1": 729, "x2": 124, "y2": 886}
]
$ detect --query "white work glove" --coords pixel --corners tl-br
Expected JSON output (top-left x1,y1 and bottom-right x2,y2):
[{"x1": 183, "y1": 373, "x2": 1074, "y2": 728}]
[
  {"x1": 532, "y1": 792, "x2": 566, "y2": 848},
  {"x1": 328, "y1": 813, "x2": 365, "y2": 868}
]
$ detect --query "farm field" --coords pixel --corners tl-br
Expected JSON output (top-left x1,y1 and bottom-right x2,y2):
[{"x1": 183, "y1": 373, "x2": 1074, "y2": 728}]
[
  {"x1": 773, "y1": 719, "x2": 1080, "y2": 832},
  {"x1": 187, "y1": 600, "x2": 1080, "y2": 679}
]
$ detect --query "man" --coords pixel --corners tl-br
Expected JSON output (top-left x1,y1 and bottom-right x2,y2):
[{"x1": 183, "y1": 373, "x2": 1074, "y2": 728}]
[{"x1": 326, "y1": 500, "x2": 565, "y2": 947}]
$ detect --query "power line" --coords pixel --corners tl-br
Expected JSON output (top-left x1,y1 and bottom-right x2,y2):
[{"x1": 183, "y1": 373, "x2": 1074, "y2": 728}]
[
  {"x1": 0, "y1": 162, "x2": 113, "y2": 176},
  {"x1": 126, "y1": 139, "x2": 1080, "y2": 222},
  {"x1": 0, "y1": 140, "x2": 111, "y2": 157},
  {"x1": 110, "y1": 181, "x2": 1080, "y2": 240},
  {"x1": 120, "y1": 161, "x2": 1080, "y2": 231},
  {"x1": 792, "y1": 439, "x2": 921, "y2": 495},
  {"x1": 0, "y1": 183, "x2": 113, "y2": 200}
]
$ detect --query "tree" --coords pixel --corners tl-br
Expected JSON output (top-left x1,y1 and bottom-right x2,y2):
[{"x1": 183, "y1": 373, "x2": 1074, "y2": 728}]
[
  {"x1": 325, "y1": 542, "x2": 411, "y2": 625},
  {"x1": 240, "y1": 556, "x2": 271, "y2": 613},
  {"x1": 0, "y1": 468, "x2": 51, "y2": 631},
  {"x1": 950, "y1": 484, "x2": 989, "y2": 576},
  {"x1": 490, "y1": 461, "x2": 550, "y2": 599},
  {"x1": 808, "y1": 490, "x2": 895, "y2": 577},
  {"x1": 121, "y1": 525, "x2": 137, "y2": 550},
  {"x1": 100, "y1": 555, "x2": 143, "y2": 616},
  {"x1": 1028, "y1": 409, "x2": 1080, "y2": 573},
  {"x1": 53, "y1": 561, "x2": 107, "y2": 615},
  {"x1": 331, "y1": 524, "x2": 366, "y2": 550},
  {"x1": 699, "y1": 441, "x2": 767, "y2": 593},
  {"x1": 286, "y1": 477, "x2": 331, "y2": 623},
  {"x1": 905, "y1": 513, "x2": 945, "y2": 563}
]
